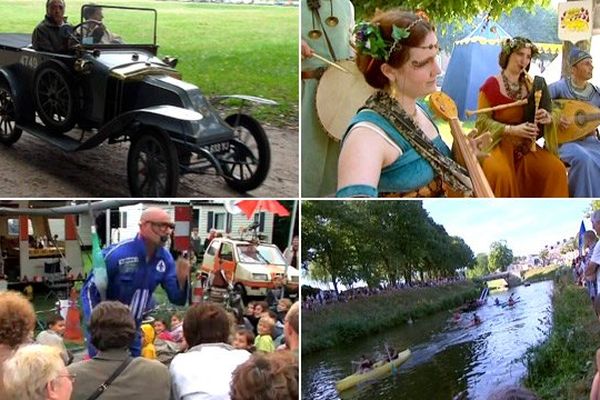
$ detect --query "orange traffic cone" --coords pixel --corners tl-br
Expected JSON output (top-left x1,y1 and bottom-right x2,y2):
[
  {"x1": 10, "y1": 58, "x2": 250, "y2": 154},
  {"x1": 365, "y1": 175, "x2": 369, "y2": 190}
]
[{"x1": 64, "y1": 288, "x2": 84, "y2": 344}]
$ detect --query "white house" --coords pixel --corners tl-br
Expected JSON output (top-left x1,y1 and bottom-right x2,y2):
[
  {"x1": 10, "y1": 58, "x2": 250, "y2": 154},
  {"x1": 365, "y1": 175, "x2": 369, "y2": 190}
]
[{"x1": 113, "y1": 201, "x2": 275, "y2": 245}]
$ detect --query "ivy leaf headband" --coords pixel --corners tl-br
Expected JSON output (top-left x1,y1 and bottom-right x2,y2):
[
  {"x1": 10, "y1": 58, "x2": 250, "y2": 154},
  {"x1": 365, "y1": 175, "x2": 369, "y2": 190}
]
[{"x1": 353, "y1": 17, "x2": 426, "y2": 62}]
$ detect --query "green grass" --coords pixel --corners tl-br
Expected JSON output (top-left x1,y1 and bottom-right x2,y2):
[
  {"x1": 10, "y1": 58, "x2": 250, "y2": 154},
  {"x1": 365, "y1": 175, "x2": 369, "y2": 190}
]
[
  {"x1": 524, "y1": 274, "x2": 599, "y2": 399},
  {"x1": 523, "y1": 265, "x2": 562, "y2": 283},
  {"x1": 302, "y1": 281, "x2": 480, "y2": 355},
  {"x1": 2, "y1": 0, "x2": 298, "y2": 125}
]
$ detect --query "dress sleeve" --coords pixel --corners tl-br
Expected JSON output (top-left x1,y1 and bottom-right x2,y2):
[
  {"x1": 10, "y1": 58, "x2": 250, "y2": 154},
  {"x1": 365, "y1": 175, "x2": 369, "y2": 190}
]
[{"x1": 475, "y1": 90, "x2": 507, "y2": 152}]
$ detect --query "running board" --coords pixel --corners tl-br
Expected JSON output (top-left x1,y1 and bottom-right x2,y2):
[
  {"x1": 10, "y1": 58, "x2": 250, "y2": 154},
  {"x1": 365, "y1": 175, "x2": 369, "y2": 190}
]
[{"x1": 17, "y1": 122, "x2": 88, "y2": 152}]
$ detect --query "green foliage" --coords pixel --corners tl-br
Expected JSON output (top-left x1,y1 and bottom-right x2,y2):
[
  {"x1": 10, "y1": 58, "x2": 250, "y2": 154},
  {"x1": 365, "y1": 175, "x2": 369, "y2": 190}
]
[
  {"x1": 302, "y1": 201, "x2": 475, "y2": 292},
  {"x1": 489, "y1": 240, "x2": 514, "y2": 272},
  {"x1": 302, "y1": 281, "x2": 479, "y2": 354},
  {"x1": 351, "y1": 0, "x2": 549, "y2": 25},
  {"x1": 525, "y1": 275, "x2": 599, "y2": 399}
]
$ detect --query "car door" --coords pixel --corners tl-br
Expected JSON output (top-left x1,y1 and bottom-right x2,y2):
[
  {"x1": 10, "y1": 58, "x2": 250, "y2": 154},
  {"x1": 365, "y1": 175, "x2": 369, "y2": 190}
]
[{"x1": 217, "y1": 242, "x2": 236, "y2": 282}]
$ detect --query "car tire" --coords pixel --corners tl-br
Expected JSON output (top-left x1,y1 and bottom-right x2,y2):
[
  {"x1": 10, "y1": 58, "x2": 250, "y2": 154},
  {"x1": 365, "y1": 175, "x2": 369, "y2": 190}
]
[
  {"x1": 221, "y1": 114, "x2": 270, "y2": 192},
  {"x1": 0, "y1": 81, "x2": 23, "y2": 146},
  {"x1": 127, "y1": 129, "x2": 180, "y2": 197},
  {"x1": 33, "y1": 61, "x2": 79, "y2": 133}
]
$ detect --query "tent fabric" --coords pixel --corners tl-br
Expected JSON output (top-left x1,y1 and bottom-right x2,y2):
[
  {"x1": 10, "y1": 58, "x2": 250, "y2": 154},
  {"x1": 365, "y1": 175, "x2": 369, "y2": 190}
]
[
  {"x1": 442, "y1": 18, "x2": 561, "y2": 120},
  {"x1": 442, "y1": 19, "x2": 511, "y2": 120}
]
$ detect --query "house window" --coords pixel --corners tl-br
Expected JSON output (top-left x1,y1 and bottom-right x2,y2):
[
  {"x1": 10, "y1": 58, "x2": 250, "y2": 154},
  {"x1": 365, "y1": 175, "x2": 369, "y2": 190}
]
[
  {"x1": 213, "y1": 212, "x2": 226, "y2": 230},
  {"x1": 120, "y1": 212, "x2": 128, "y2": 228}
]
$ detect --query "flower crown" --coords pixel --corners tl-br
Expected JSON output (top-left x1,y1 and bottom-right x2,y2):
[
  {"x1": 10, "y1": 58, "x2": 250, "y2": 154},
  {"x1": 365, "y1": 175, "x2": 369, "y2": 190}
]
[
  {"x1": 353, "y1": 18, "x2": 423, "y2": 61},
  {"x1": 501, "y1": 37, "x2": 539, "y2": 57}
]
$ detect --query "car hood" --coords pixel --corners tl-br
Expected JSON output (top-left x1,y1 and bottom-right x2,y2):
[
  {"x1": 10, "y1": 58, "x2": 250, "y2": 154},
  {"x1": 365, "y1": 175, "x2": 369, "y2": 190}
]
[{"x1": 86, "y1": 49, "x2": 179, "y2": 79}]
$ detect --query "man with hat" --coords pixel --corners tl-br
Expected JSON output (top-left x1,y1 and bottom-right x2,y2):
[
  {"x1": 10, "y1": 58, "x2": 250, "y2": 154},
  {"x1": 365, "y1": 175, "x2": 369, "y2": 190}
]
[{"x1": 549, "y1": 47, "x2": 600, "y2": 197}]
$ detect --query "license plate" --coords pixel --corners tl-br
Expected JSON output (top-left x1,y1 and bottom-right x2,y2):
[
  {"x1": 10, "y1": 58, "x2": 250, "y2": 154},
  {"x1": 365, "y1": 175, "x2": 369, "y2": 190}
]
[{"x1": 205, "y1": 141, "x2": 230, "y2": 153}]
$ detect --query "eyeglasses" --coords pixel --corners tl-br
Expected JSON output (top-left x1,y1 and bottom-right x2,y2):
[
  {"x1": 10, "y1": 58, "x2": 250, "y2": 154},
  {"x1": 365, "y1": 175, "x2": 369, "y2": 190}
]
[
  {"x1": 148, "y1": 221, "x2": 175, "y2": 230},
  {"x1": 56, "y1": 373, "x2": 76, "y2": 383}
]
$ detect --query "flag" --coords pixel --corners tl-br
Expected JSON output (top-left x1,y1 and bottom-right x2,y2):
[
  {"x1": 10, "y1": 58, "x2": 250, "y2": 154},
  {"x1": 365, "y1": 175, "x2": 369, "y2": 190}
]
[
  {"x1": 91, "y1": 225, "x2": 108, "y2": 300},
  {"x1": 578, "y1": 220, "x2": 586, "y2": 256}
]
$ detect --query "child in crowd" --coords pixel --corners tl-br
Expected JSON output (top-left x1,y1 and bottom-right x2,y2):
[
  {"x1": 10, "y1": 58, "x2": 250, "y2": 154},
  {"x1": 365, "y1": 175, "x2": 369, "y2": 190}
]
[
  {"x1": 153, "y1": 318, "x2": 173, "y2": 341},
  {"x1": 170, "y1": 312, "x2": 184, "y2": 343},
  {"x1": 277, "y1": 298, "x2": 292, "y2": 322},
  {"x1": 233, "y1": 329, "x2": 255, "y2": 352},
  {"x1": 141, "y1": 323, "x2": 157, "y2": 359},
  {"x1": 254, "y1": 316, "x2": 275, "y2": 353}
]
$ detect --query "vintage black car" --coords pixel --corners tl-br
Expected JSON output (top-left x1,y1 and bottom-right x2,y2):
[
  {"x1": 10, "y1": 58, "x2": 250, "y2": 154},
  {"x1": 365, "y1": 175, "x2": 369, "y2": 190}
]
[{"x1": 0, "y1": 5, "x2": 272, "y2": 196}]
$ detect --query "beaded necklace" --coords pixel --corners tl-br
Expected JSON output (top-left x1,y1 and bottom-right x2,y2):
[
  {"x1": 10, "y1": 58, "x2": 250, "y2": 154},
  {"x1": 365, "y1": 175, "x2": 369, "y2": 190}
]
[{"x1": 501, "y1": 71, "x2": 524, "y2": 100}]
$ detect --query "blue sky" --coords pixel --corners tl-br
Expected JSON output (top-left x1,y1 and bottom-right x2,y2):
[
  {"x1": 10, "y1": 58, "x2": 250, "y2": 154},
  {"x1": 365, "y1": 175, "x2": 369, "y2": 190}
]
[{"x1": 423, "y1": 199, "x2": 594, "y2": 256}]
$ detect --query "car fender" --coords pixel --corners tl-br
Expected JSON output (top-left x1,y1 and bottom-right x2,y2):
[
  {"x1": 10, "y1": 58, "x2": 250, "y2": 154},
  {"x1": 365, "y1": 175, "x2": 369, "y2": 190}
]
[{"x1": 77, "y1": 105, "x2": 204, "y2": 150}]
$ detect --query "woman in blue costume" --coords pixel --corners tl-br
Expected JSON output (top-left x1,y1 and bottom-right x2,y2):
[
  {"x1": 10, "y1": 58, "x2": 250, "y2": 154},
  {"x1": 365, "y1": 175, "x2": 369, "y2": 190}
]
[{"x1": 336, "y1": 10, "x2": 484, "y2": 198}]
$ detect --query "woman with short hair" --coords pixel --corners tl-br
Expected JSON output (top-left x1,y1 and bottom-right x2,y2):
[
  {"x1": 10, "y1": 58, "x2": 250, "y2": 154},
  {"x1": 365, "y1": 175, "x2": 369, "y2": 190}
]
[
  {"x1": 0, "y1": 291, "x2": 36, "y2": 396},
  {"x1": 3, "y1": 344, "x2": 73, "y2": 400}
]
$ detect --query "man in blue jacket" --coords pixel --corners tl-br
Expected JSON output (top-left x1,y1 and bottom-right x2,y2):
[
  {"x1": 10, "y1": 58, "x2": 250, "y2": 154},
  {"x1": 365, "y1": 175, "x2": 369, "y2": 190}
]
[{"x1": 82, "y1": 207, "x2": 190, "y2": 357}]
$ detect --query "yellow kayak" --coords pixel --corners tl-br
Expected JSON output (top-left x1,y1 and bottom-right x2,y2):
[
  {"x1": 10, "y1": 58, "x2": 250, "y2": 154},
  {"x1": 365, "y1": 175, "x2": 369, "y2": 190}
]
[{"x1": 335, "y1": 349, "x2": 411, "y2": 392}]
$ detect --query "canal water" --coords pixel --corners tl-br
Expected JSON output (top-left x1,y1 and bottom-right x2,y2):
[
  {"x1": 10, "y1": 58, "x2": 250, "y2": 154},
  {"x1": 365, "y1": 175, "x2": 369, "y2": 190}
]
[{"x1": 302, "y1": 280, "x2": 554, "y2": 400}]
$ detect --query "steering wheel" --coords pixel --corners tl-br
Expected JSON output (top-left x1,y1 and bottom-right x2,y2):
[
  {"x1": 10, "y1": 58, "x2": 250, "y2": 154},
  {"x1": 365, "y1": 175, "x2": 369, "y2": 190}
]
[{"x1": 71, "y1": 19, "x2": 104, "y2": 43}]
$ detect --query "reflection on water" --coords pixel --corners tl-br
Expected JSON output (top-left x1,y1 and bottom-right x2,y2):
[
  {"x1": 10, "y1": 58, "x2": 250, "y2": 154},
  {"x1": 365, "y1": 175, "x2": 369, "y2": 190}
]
[{"x1": 302, "y1": 281, "x2": 553, "y2": 400}]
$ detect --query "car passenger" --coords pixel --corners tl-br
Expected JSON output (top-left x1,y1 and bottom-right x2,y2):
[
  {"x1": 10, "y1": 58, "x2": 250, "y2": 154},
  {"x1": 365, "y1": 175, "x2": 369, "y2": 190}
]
[
  {"x1": 32, "y1": 0, "x2": 72, "y2": 53},
  {"x1": 80, "y1": 5, "x2": 123, "y2": 44}
]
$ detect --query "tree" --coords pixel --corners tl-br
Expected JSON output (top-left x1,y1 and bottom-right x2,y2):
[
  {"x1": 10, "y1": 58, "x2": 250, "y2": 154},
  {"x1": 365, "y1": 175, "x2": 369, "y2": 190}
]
[
  {"x1": 351, "y1": 0, "x2": 548, "y2": 23},
  {"x1": 488, "y1": 240, "x2": 514, "y2": 272}
]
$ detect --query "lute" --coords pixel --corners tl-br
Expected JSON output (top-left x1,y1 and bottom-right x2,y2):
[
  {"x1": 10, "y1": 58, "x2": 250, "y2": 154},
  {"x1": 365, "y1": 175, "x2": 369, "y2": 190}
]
[
  {"x1": 429, "y1": 92, "x2": 494, "y2": 198},
  {"x1": 554, "y1": 99, "x2": 600, "y2": 144}
]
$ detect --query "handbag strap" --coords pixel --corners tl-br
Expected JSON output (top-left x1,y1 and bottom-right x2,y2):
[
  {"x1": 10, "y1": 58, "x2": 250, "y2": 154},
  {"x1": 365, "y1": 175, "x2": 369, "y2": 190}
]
[{"x1": 85, "y1": 357, "x2": 133, "y2": 400}]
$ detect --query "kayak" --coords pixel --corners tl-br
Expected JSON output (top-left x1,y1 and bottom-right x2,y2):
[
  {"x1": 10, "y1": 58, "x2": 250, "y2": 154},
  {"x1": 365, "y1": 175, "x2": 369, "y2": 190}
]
[{"x1": 336, "y1": 349, "x2": 411, "y2": 392}]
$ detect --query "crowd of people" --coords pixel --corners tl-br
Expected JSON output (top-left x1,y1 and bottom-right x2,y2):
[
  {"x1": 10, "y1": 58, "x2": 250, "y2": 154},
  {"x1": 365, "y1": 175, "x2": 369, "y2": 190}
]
[
  {"x1": 0, "y1": 206, "x2": 299, "y2": 399},
  {"x1": 0, "y1": 291, "x2": 299, "y2": 400},
  {"x1": 303, "y1": 276, "x2": 465, "y2": 311}
]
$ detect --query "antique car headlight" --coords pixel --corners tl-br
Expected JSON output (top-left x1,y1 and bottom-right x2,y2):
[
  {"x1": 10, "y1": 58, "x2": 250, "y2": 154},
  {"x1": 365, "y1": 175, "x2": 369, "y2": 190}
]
[
  {"x1": 162, "y1": 56, "x2": 178, "y2": 68},
  {"x1": 252, "y1": 273, "x2": 269, "y2": 281}
]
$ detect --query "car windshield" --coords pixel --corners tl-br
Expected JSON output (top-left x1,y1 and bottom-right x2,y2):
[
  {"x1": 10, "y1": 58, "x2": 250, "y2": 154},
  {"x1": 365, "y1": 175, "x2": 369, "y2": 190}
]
[
  {"x1": 236, "y1": 244, "x2": 287, "y2": 265},
  {"x1": 78, "y1": 4, "x2": 156, "y2": 46},
  {"x1": 256, "y1": 245, "x2": 287, "y2": 265}
]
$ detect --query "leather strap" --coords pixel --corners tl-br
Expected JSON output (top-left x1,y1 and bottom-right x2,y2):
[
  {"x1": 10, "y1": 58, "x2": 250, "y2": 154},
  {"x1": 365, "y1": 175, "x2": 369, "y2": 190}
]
[
  {"x1": 85, "y1": 357, "x2": 133, "y2": 400},
  {"x1": 301, "y1": 68, "x2": 325, "y2": 80}
]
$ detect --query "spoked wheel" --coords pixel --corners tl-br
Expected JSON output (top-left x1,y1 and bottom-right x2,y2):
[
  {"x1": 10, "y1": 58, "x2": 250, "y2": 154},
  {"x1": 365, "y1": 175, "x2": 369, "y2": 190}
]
[
  {"x1": 0, "y1": 82, "x2": 22, "y2": 146},
  {"x1": 34, "y1": 61, "x2": 78, "y2": 133},
  {"x1": 221, "y1": 113, "x2": 270, "y2": 192},
  {"x1": 127, "y1": 130, "x2": 180, "y2": 196}
]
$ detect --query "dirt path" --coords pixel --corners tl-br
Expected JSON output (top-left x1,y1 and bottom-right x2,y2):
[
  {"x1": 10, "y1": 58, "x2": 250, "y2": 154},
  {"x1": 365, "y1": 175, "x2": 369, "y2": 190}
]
[{"x1": 0, "y1": 124, "x2": 298, "y2": 197}]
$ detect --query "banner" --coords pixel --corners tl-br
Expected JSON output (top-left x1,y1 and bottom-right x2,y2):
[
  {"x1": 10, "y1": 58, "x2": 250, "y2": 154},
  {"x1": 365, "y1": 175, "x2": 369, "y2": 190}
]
[{"x1": 558, "y1": 0, "x2": 593, "y2": 41}]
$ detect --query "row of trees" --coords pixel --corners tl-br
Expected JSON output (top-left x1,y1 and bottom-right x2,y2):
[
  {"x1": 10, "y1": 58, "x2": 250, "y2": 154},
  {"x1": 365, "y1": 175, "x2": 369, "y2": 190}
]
[{"x1": 302, "y1": 201, "x2": 474, "y2": 293}]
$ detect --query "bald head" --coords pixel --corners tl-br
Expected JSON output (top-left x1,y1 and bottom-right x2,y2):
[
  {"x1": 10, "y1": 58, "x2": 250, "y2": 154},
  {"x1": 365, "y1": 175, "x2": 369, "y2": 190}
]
[{"x1": 139, "y1": 207, "x2": 174, "y2": 247}]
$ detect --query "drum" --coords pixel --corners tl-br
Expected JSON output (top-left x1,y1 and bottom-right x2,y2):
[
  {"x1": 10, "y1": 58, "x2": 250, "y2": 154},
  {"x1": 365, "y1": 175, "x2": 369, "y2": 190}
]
[{"x1": 315, "y1": 60, "x2": 376, "y2": 141}]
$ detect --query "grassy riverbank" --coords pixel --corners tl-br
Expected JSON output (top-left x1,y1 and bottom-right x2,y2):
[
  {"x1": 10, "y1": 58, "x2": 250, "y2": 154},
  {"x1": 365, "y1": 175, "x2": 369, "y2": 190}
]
[
  {"x1": 525, "y1": 275, "x2": 599, "y2": 399},
  {"x1": 523, "y1": 265, "x2": 562, "y2": 284},
  {"x1": 302, "y1": 281, "x2": 480, "y2": 355}
]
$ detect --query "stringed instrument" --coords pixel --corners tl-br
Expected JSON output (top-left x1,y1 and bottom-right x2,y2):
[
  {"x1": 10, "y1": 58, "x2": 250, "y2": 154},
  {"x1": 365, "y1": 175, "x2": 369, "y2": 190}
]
[
  {"x1": 429, "y1": 92, "x2": 495, "y2": 198},
  {"x1": 553, "y1": 99, "x2": 600, "y2": 144}
]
